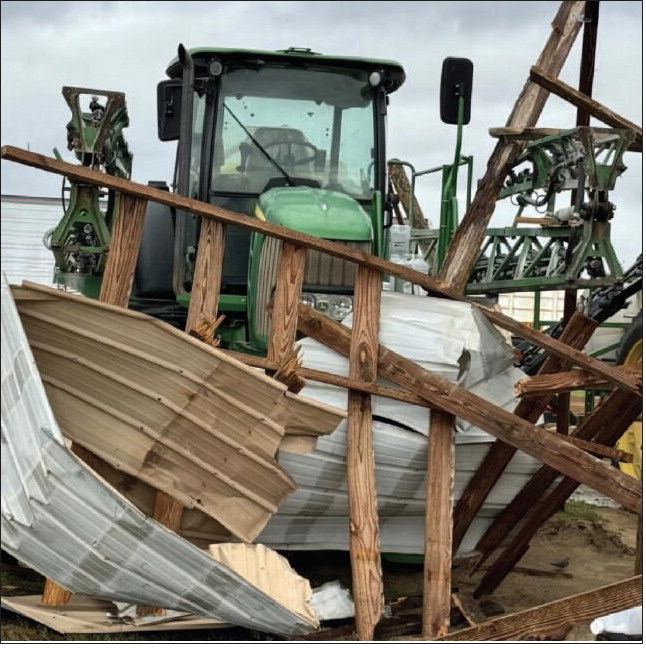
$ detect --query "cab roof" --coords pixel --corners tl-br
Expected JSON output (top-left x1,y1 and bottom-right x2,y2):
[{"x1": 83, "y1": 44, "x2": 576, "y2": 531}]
[{"x1": 166, "y1": 46, "x2": 406, "y2": 94}]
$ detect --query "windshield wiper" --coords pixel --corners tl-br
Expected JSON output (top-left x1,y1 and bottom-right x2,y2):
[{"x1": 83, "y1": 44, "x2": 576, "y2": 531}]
[{"x1": 223, "y1": 103, "x2": 294, "y2": 186}]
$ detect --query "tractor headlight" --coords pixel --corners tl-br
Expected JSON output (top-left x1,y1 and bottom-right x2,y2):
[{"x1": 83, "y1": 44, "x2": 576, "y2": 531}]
[{"x1": 300, "y1": 293, "x2": 353, "y2": 322}]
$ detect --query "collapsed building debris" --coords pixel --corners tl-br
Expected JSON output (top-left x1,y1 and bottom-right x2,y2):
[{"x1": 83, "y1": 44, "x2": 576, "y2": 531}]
[{"x1": 0, "y1": 0, "x2": 642, "y2": 641}]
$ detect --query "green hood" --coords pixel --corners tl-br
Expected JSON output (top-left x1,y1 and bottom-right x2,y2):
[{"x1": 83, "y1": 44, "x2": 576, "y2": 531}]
[{"x1": 257, "y1": 187, "x2": 373, "y2": 241}]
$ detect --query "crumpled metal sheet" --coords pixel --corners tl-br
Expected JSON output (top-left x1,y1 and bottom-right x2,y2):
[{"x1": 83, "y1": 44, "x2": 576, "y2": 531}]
[
  {"x1": 0, "y1": 275, "x2": 317, "y2": 636},
  {"x1": 258, "y1": 292, "x2": 540, "y2": 555}
]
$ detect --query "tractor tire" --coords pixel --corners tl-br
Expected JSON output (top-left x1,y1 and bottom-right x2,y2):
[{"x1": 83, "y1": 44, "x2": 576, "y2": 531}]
[{"x1": 615, "y1": 310, "x2": 642, "y2": 479}]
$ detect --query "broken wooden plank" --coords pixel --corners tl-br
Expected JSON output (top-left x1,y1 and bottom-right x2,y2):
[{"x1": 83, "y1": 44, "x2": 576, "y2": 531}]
[
  {"x1": 185, "y1": 219, "x2": 226, "y2": 338},
  {"x1": 346, "y1": 266, "x2": 384, "y2": 641},
  {"x1": 474, "y1": 389, "x2": 642, "y2": 595},
  {"x1": 422, "y1": 411, "x2": 455, "y2": 639},
  {"x1": 529, "y1": 66, "x2": 643, "y2": 148},
  {"x1": 552, "y1": 431, "x2": 633, "y2": 463},
  {"x1": 438, "y1": 0, "x2": 586, "y2": 291},
  {"x1": 433, "y1": 577, "x2": 641, "y2": 641},
  {"x1": 452, "y1": 310, "x2": 598, "y2": 552},
  {"x1": 296, "y1": 303, "x2": 641, "y2": 513},
  {"x1": 267, "y1": 242, "x2": 307, "y2": 366},
  {"x1": 208, "y1": 543, "x2": 318, "y2": 630},
  {"x1": 516, "y1": 364, "x2": 642, "y2": 397}
]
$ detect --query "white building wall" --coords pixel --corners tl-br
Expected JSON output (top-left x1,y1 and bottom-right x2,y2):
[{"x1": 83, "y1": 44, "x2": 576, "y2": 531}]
[{"x1": 1, "y1": 195, "x2": 61, "y2": 287}]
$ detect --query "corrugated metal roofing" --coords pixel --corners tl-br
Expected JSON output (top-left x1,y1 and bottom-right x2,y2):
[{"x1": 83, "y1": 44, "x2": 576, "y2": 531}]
[
  {"x1": 1, "y1": 275, "x2": 319, "y2": 635},
  {"x1": 11, "y1": 281, "x2": 344, "y2": 542}
]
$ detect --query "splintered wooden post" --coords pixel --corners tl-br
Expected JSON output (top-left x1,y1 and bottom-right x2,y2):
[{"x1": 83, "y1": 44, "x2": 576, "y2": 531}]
[
  {"x1": 347, "y1": 265, "x2": 384, "y2": 641},
  {"x1": 439, "y1": 0, "x2": 585, "y2": 292},
  {"x1": 267, "y1": 241, "x2": 307, "y2": 365},
  {"x1": 423, "y1": 411, "x2": 455, "y2": 638},
  {"x1": 43, "y1": 192, "x2": 150, "y2": 607},
  {"x1": 185, "y1": 219, "x2": 226, "y2": 337}
]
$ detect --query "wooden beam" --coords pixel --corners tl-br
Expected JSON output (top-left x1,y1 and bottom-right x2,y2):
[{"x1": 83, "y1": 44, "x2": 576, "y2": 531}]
[
  {"x1": 516, "y1": 364, "x2": 642, "y2": 397},
  {"x1": 296, "y1": 304, "x2": 642, "y2": 512},
  {"x1": 346, "y1": 266, "x2": 384, "y2": 641},
  {"x1": 227, "y1": 350, "x2": 433, "y2": 407},
  {"x1": 267, "y1": 242, "x2": 307, "y2": 366},
  {"x1": 451, "y1": 310, "x2": 598, "y2": 552},
  {"x1": 479, "y1": 307, "x2": 640, "y2": 395},
  {"x1": 388, "y1": 164, "x2": 428, "y2": 230},
  {"x1": 529, "y1": 66, "x2": 642, "y2": 148},
  {"x1": 1, "y1": 145, "x2": 639, "y2": 393},
  {"x1": 438, "y1": 0, "x2": 586, "y2": 292},
  {"x1": 0, "y1": 146, "x2": 460, "y2": 301},
  {"x1": 422, "y1": 411, "x2": 455, "y2": 638},
  {"x1": 554, "y1": 432, "x2": 633, "y2": 463},
  {"x1": 474, "y1": 389, "x2": 642, "y2": 595},
  {"x1": 99, "y1": 194, "x2": 147, "y2": 306},
  {"x1": 185, "y1": 219, "x2": 226, "y2": 337},
  {"x1": 431, "y1": 577, "x2": 641, "y2": 641}
]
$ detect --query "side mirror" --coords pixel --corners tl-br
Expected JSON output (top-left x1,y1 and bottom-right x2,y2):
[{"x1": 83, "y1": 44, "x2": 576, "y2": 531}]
[
  {"x1": 440, "y1": 57, "x2": 473, "y2": 125},
  {"x1": 157, "y1": 80, "x2": 182, "y2": 141}
]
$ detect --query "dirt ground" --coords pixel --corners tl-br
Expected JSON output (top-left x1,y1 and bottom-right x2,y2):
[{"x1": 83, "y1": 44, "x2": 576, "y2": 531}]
[{"x1": 1, "y1": 501, "x2": 640, "y2": 641}]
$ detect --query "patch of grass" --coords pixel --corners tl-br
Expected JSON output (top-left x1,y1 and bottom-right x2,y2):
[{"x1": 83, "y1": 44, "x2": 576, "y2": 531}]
[{"x1": 553, "y1": 500, "x2": 600, "y2": 523}]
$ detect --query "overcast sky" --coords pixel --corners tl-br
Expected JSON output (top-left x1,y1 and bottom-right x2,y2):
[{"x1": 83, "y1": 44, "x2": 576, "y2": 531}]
[{"x1": 1, "y1": 1, "x2": 642, "y2": 266}]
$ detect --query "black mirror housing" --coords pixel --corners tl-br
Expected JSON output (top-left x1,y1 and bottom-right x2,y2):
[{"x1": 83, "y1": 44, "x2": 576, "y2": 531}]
[
  {"x1": 440, "y1": 57, "x2": 473, "y2": 125},
  {"x1": 157, "y1": 80, "x2": 182, "y2": 141}
]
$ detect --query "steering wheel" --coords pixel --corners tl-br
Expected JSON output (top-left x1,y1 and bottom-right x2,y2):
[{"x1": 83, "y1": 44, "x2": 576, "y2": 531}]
[{"x1": 264, "y1": 141, "x2": 319, "y2": 167}]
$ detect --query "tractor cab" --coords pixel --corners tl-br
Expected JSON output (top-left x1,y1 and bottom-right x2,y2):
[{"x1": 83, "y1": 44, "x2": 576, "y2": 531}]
[{"x1": 139, "y1": 46, "x2": 405, "y2": 351}]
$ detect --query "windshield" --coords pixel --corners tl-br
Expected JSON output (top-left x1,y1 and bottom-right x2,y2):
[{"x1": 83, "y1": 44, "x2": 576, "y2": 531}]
[{"x1": 211, "y1": 66, "x2": 376, "y2": 200}]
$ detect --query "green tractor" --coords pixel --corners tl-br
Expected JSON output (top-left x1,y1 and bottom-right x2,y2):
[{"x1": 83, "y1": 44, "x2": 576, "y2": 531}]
[{"x1": 49, "y1": 46, "x2": 473, "y2": 354}]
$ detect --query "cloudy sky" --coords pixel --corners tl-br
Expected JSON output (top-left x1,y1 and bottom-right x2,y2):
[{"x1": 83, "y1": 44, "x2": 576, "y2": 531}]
[{"x1": 1, "y1": 1, "x2": 642, "y2": 265}]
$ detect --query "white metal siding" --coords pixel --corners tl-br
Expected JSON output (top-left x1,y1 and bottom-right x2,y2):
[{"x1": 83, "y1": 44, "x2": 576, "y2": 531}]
[{"x1": 1, "y1": 195, "x2": 61, "y2": 286}]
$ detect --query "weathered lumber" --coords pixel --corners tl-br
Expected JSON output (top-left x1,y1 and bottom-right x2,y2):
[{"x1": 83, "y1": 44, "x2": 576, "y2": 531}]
[
  {"x1": 346, "y1": 266, "x2": 384, "y2": 641},
  {"x1": 553, "y1": 432, "x2": 633, "y2": 463},
  {"x1": 296, "y1": 304, "x2": 641, "y2": 512},
  {"x1": 489, "y1": 126, "x2": 642, "y2": 153},
  {"x1": 438, "y1": 0, "x2": 586, "y2": 291},
  {"x1": 0, "y1": 146, "x2": 460, "y2": 299},
  {"x1": 267, "y1": 242, "x2": 307, "y2": 366},
  {"x1": 99, "y1": 194, "x2": 148, "y2": 306},
  {"x1": 185, "y1": 219, "x2": 226, "y2": 337},
  {"x1": 422, "y1": 411, "x2": 455, "y2": 638},
  {"x1": 529, "y1": 66, "x2": 643, "y2": 148},
  {"x1": 480, "y1": 308, "x2": 640, "y2": 395},
  {"x1": 433, "y1": 577, "x2": 641, "y2": 641},
  {"x1": 1, "y1": 146, "x2": 639, "y2": 394},
  {"x1": 106, "y1": 193, "x2": 185, "y2": 617},
  {"x1": 452, "y1": 310, "x2": 598, "y2": 552},
  {"x1": 474, "y1": 389, "x2": 642, "y2": 595},
  {"x1": 43, "y1": 195, "x2": 146, "y2": 607},
  {"x1": 227, "y1": 350, "x2": 432, "y2": 407},
  {"x1": 516, "y1": 364, "x2": 642, "y2": 397},
  {"x1": 388, "y1": 163, "x2": 428, "y2": 230}
]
